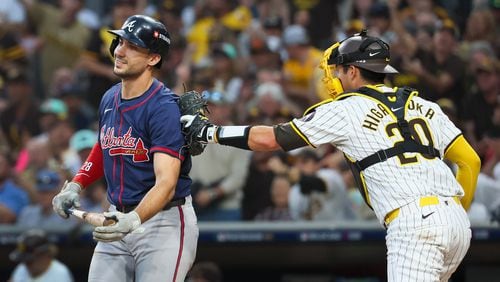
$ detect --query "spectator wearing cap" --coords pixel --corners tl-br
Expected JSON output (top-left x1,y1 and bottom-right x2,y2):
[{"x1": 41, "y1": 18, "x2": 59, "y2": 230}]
[
  {"x1": 9, "y1": 229, "x2": 73, "y2": 282},
  {"x1": 23, "y1": 117, "x2": 78, "y2": 180},
  {"x1": 393, "y1": 0, "x2": 450, "y2": 34},
  {"x1": 262, "y1": 16, "x2": 284, "y2": 53},
  {"x1": 0, "y1": 69, "x2": 41, "y2": 153},
  {"x1": 462, "y1": 56, "x2": 499, "y2": 150},
  {"x1": 281, "y1": 25, "x2": 326, "y2": 109},
  {"x1": 186, "y1": 0, "x2": 251, "y2": 64},
  {"x1": 247, "y1": 81, "x2": 300, "y2": 125},
  {"x1": 367, "y1": 2, "x2": 396, "y2": 45},
  {"x1": 395, "y1": 16, "x2": 466, "y2": 111},
  {"x1": 461, "y1": 41, "x2": 496, "y2": 94},
  {"x1": 0, "y1": 150, "x2": 29, "y2": 223},
  {"x1": 156, "y1": 0, "x2": 184, "y2": 37},
  {"x1": 255, "y1": 0, "x2": 290, "y2": 29},
  {"x1": 210, "y1": 42, "x2": 243, "y2": 103},
  {"x1": 23, "y1": 110, "x2": 78, "y2": 178},
  {"x1": 17, "y1": 169, "x2": 77, "y2": 229},
  {"x1": 287, "y1": 0, "x2": 338, "y2": 49},
  {"x1": 340, "y1": 0, "x2": 374, "y2": 26},
  {"x1": 463, "y1": 8, "x2": 496, "y2": 53},
  {"x1": 236, "y1": 18, "x2": 282, "y2": 77},
  {"x1": 189, "y1": 91, "x2": 251, "y2": 221},
  {"x1": 58, "y1": 83, "x2": 95, "y2": 130},
  {"x1": 76, "y1": 0, "x2": 136, "y2": 110},
  {"x1": 244, "y1": 33, "x2": 282, "y2": 75},
  {"x1": 332, "y1": 19, "x2": 365, "y2": 46},
  {"x1": 39, "y1": 98, "x2": 68, "y2": 133},
  {"x1": 70, "y1": 129, "x2": 97, "y2": 165},
  {"x1": 0, "y1": 25, "x2": 28, "y2": 84}
]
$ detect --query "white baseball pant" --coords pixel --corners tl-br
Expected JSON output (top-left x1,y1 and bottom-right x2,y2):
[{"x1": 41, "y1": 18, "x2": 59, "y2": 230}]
[
  {"x1": 386, "y1": 196, "x2": 471, "y2": 282},
  {"x1": 88, "y1": 196, "x2": 198, "y2": 282}
]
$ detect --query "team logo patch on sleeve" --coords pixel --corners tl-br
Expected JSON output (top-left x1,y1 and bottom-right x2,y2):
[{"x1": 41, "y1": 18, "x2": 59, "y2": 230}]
[
  {"x1": 101, "y1": 126, "x2": 150, "y2": 162},
  {"x1": 300, "y1": 111, "x2": 316, "y2": 122}
]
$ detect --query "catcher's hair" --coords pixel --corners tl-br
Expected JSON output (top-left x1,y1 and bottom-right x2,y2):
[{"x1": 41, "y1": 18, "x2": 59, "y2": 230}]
[{"x1": 340, "y1": 65, "x2": 386, "y2": 84}]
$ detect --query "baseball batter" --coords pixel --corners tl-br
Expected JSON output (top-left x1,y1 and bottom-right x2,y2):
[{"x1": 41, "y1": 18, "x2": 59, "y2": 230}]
[
  {"x1": 52, "y1": 15, "x2": 198, "y2": 281},
  {"x1": 182, "y1": 31, "x2": 481, "y2": 281}
]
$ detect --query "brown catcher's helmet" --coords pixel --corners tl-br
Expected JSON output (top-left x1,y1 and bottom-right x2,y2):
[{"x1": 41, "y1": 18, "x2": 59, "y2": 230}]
[
  {"x1": 329, "y1": 30, "x2": 398, "y2": 74},
  {"x1": 108, "y1": 15, "x2": 171, "y2": 68}
]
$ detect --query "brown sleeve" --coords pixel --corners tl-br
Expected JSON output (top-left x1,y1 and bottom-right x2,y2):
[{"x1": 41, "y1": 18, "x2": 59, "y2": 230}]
[{"x1": 273, "y1": 122, "x2": 309, "y2": 151}]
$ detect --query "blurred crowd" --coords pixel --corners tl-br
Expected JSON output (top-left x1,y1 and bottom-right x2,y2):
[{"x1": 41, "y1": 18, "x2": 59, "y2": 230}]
[{"x1": 0, "y1": 0, "x2": 499, "y2": 233}]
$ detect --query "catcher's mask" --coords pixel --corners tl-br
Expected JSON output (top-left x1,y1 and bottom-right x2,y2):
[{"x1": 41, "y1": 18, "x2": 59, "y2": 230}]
[
  {"x1": 108, "y1": 15, "x2": 171, "y2": 68},
  {"x1": 319, "y1": 30, "x2": 398, "y2": 98}
]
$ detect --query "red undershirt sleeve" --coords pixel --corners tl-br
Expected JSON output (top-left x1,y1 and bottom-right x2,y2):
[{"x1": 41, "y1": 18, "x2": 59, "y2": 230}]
[{"x1": 73, "y1": 142, "x2": 104, "y2": 189}]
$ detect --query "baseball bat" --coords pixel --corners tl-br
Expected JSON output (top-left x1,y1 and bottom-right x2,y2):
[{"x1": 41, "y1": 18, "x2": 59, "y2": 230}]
[{"x1": 67, "y1": 208, "x2": 116, "y2": 227}]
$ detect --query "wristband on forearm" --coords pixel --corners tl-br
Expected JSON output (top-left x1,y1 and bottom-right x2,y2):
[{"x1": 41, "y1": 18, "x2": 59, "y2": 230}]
[{"x1": 210, "y1": 125, "x2": 252, "y2": 150}]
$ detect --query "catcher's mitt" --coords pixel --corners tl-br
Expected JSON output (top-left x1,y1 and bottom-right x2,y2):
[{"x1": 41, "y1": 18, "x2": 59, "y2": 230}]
[{"x1": 178, "y1": 90, "x2": 209, "y2": 156}]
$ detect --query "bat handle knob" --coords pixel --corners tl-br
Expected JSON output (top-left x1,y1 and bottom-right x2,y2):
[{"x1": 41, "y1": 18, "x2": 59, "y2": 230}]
[
  {"x1": 103, "y1": 215, "x2": 117, "y2": 226},
  {"x1": 64, "y1": 208, "x2": 73, "y2": 216}
]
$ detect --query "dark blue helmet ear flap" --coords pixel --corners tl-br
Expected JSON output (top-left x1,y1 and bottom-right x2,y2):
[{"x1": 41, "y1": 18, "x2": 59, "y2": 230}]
[{"x1": 108, "y1": 15, "x2": 171, "y2": 68}]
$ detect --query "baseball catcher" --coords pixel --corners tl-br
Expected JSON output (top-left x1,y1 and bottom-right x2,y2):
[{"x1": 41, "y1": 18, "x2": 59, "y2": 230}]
[{"x1": 181, "y1": 30, "x2": 481, "y2": 282}]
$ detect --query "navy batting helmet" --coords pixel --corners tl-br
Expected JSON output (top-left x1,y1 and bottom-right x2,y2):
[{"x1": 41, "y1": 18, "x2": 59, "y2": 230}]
[
  {"x1": 328, "y1": 30, "x2": 398, "y2": 74},
  {"x1": 108, "y1": 15, "x2": 171, "y2": 68}
]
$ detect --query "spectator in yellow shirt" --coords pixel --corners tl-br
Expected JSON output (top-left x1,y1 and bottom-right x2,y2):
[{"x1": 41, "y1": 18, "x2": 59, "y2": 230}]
[{"x1": 281, "y1": 25, "x2": 327, "y2": 109}]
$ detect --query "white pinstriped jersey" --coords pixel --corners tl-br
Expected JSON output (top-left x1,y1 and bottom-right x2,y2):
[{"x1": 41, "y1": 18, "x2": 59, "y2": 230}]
[{"x1": 292, "y1": 85, "x2": 463, "y2": 224}]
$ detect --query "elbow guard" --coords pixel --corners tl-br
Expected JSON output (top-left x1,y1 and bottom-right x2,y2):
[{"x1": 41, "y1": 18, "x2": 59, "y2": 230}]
[{"x1": 274, "y1": 122, "x2": 309, "y2": 151}]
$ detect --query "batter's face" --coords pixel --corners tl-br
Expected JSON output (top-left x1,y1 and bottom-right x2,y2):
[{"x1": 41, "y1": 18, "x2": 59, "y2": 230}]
[{"x1": 113, "y1": 38, "x2": 160, "y2": 79}]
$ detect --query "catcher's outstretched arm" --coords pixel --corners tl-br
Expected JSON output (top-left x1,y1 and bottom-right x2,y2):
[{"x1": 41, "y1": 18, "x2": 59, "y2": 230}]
[
  {"x1": 178, "y1": 88, "x2": 308, "y2": 153},
  {"x1": 246, "y1": 126, "x2": 281, "y2": 151},
  {"x1": 180, "y1": 112, "x2": 310, "y2": 152},
  {"x1": 245, "y1": 123, "x2": 310, "y2": 151},
  {"x1": 202, "y1": 123, "x2": 308, "y2": 152},
  {"x1": 213, "y1": 125, "x2": 286, "y2": 151}
]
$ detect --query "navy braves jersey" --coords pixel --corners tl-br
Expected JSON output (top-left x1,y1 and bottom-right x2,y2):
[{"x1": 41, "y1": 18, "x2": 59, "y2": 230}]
[{"x1": 98, "y1": 79, "x2": 191, "y2": 208}]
